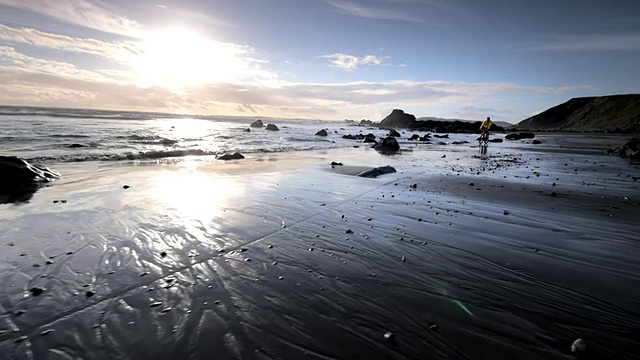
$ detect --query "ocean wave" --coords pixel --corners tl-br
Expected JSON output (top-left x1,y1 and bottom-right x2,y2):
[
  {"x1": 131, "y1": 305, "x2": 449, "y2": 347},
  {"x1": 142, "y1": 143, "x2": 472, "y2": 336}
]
[{"x1": 26, "y1": 149, "x2": 220, "y2": 163}]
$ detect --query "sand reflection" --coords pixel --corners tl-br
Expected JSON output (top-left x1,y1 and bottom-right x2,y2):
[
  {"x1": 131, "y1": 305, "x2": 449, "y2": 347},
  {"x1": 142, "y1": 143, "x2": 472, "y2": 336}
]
[{"x1": 152, "y1": 162, "x2": 244, "y2": 221}]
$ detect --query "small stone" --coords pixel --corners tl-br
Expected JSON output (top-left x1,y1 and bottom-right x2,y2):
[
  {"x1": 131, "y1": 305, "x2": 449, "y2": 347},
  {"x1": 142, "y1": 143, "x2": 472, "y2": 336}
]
[
  {"x1": 29, "y1": 287, "x2": 44, "y2": 296},
  {"x1": 503, "y1": 210, "x2": 510, "y2": 215},
  {"x1": 123, "y1": 185, "x2": 130, "y2": 189},
  {"x1": 267, "y1": 244, "x2": 273, "y2": 249},
  {"x1": 244, "y1": 258, "x2": 251, "y2": 262},
  {"x1": 160, "y1": 251, "x2": 167, "y2": 257},
  {"x1": 571, "y1": 338, "x2": 586, "y2": 353},
  {"x1": 429, "y1": 324, "x2": 439, "y2": 331},
  {"x1": 345, "y1": 229, "x2": 353, "y2": 234},
  {"x1": 85, "y1": 290, "x2": 95, "y2": 298},
  {"x1": 468, "y1": 182, "x2": 474, "y2": 186},
  {"x1": 149, "y1": 302, "x2": 163, "y2": 308},
  {"x1": 278, "y1": 276, "x2": 284, "y2": 280},
  {"x1": 40, "y1": 329, "x2": 54, "y2": 336},
  {"x1": 384, "y1": 331, "x2": 395, "y2": 342},
  {"x1": 401, "y1": 256, "x2": 406, "y2": 263},
  {"x1": 14, "y1": 310, "x2": 26, "y2": 317}
]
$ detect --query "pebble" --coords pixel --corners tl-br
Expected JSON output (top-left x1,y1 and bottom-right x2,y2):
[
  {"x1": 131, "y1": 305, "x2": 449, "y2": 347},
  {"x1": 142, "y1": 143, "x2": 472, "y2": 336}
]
[
  {"x1": 571, "y1": 338, "x2": 587, "y2": 353},
  {"x1": 160, "y1": 251, "x2": 167, "y2": 257},
  {"x1": 85, "y1": 290, "x2": 95, "y2": 298},
  {"x1": 384, "y1": 331, "x2": 395, "y2": 342},
  {"x1": 503, "y1": 210, "x2": 510, "y2": 215},
  {"x1": 29, "y1": 287, "x2": 44, "y2": 296},
  {"x1": 123, "y1": 185, "x2": 130, "y2": 189},
  {"x1": 149, "y1": 302, "x2": 163, "y2": 308}
]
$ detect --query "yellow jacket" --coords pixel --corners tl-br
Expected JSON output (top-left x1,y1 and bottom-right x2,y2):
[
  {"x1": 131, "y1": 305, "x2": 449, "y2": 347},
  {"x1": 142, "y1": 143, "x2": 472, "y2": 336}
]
[{"x1": 480, "y1": 119, "x2": 493, "y2": 130}]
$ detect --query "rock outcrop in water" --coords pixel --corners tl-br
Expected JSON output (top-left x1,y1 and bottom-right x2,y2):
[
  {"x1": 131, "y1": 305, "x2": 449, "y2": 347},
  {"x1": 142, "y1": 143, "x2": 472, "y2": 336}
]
[
  {"x1": 265, "y1": 124, "x2": 279, "y2": 131},
  {"x1": 0, "y1": 156, "x2": 60, "y2": 204},
  {"x1": 378, "y1": 109, "x2": 504, "y2": 133},
  {"x1": 516, "y1": 94, "x2": 640, "y2": 133},
  {"x1": 250, "y1": 119, "x2": 264, "y2": 128}
]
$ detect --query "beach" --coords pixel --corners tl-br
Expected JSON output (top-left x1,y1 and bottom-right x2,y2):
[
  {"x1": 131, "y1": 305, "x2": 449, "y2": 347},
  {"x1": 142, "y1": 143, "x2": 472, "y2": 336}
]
[{"x1": 1, "y1": 135, "x2": 639, "y2": 359}]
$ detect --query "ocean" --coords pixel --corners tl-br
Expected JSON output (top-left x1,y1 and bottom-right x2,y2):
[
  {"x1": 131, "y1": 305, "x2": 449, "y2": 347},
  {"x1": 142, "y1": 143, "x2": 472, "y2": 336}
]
[{"x1": 0, "y1": 106, "x2": 380, "y2": 164}]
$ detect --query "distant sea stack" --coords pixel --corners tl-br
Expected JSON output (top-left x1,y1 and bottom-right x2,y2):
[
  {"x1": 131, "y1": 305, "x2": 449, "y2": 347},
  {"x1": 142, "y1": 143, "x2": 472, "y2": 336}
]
[
  {"x1": 379, "y1": 109, "x2": 416, "y2": 128},
  {"x1": 516, "y1": 94, "x2": 640, "y2": 133}
]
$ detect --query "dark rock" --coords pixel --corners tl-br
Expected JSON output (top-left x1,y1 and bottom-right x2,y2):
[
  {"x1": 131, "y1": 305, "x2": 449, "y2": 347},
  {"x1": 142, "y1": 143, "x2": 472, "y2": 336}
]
[
  {"x1": 85, "y1": 290, "x2": 95, "y2": 298},
  {"x1": 243, "y1": 128, "x2": 251, "y2": 132},
  {"x1": 217, "y1": 152, "x2": 245, "y2": 160},
  {"x1": 123, "y1": 185, "x2": 130, "y2": 189},
  {"x1": 67, "y1": 143, "x2": 87, "y2": 148},
  {"x1": 331, "y1": 162, "x2": 343, "y2": 166},
  {"x1": 451, "y1": 141, "x2": 469, "y2": 145},
  {"x1": 315, "y1": 129, "x2": 328, "y2": 136},
  {"x1": 433, "y1": 134, "x2": 449, "y2": 138},
  {"x1": 379, "y1": 109, "x2": 416, "y2": 128},
  {"x1": 0, "y1": 156, "x2": 60, "y2": 204},
  {"x1": 616, "y1": 136, "x2": 640, "y2": 160},
  {"x1": 265, "y1": 124, "x2": 279, "y2": 131},
  {"x1": 387, "y1": 129, "x2": 401, "y2": 137},
  {"x1": 250, "y1": 119, "x2": 264, "y2": 128},
  {"x1": 356, "y1": 165, "x2": 397, "y2": 178},
  {"x1": 362, "y1": 137, "x2": 377, "y2": 144},
  {"x1": 532, "y1": 139, "x2": 543, "y2": 144},
  {"x1": 408, "y1": 134, "x2": 420, "y2": 141},
  {"x1": 371, "y1": 136, "x2": 400, "y2": 152},
  {"x1": 505, "y1": 132, "x2": 536, "y2": 140},
  {"x1": 488, "y1": 138, "x2": 504, "y2": 143}
]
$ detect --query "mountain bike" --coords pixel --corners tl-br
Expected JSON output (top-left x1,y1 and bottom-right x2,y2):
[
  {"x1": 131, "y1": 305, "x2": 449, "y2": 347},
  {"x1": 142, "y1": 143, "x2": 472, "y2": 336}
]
[{"x1": 478, "y1": 130, "x2": 489, "y2": 155}]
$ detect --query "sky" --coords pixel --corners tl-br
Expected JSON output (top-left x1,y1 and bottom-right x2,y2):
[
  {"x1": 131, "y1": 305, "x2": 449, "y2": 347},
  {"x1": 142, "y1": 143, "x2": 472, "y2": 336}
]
[{"x1": 0, "y1": 0, "x2": 639, "y2": 123}]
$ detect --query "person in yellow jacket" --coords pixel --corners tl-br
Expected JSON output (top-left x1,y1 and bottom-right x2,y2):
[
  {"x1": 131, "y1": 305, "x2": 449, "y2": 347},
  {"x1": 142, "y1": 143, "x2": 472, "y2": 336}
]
[{"x1": 479, "y1": 116, "x2": 493, "y2": 143}]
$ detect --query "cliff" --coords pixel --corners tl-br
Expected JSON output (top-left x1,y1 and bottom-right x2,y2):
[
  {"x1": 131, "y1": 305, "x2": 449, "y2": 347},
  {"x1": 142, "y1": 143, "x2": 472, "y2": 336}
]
[{"x1": 516, "y1": 94, "x2": 640, "y2": 133}]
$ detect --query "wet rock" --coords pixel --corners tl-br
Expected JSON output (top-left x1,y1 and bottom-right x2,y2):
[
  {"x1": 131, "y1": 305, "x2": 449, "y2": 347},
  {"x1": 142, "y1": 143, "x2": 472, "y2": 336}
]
[
  {"x1": 67, "y1": 143, "x2": 87, "y2": 148},
  {"x1": 149, "y1": 301, "x2": 163, "y2": 308},
  {"x1": 345, "y1": 229, "x2": 353, "y2": 234},
  {"x1": 356, "y1": 165, "x2": 397, "y2": 178},
  {"x1": 243, "y1": 128, "x2": 251, "y2": 132},
  {"x1": 387, "y1": 129, "x2": 401, "y2": 137},
  {"x1": 451, "y1": 141, "x2": 469, "y2": 145},
  {"x1": 250, "y1": 119, "x2": 264, "y2": 128},
  {"x1": 331, "y1": 161, "x2": 343, "y2": 166},
  {"x1": 265, "y1": 124, "x2": 279, "y2": 131},
  {"x1": 488, "y1": 138, "x2": 504, "y2": 143},
  {"x1": 429, "y1": 324, "x2": 439, "y2": 331},
  {"x1": 39, "y1": 329, "x2": 54, "y2": 336},
  {"x1": 612, "y1": 136, "x2": 640, "y2": 160},
  {"x1": 408, "y1": 134, "x2": 420, "y2": 141},
  {"x1": 503, "y1": 210, "x2": 510, "y2": 215},
  {"x1": 505, "y1": 132, "x2": 535, "y2": 140},
  {"x1": 0, "y1": 156, "x2": 61, "y2": 204},
  {"x1": 123, "y1": 185, "x2": 130, "y2": 189},
  {"x1": 85, "y1": 290, "x2": 95, "y2": 298},
  {"x1": 29, "y1": 287, "x2": 44, "y2": 296},
  {"x1": 433, "y1": 134, "x2": 449, "y2": 138},
  {"x1": 532, "y1": 139, "x2": 543, "y2": 144},
  {"x1": 371, "y1": 136, "x2": 400, "y2": 152},
  {"x1": 217, "y1": 152, "x2": 245, "y2": 160},
  {"x1": 315, "y1": 129, "x2": 328, "y2": 136},
  {"x1": 160, "y1": 251, "x2": 167, "y2": 257}
]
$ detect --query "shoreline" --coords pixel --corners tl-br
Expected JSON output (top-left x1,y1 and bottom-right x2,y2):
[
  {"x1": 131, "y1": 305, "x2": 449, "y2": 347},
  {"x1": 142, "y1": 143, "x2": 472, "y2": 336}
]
[{"x1": 1, "y1": 140, "x2": 639, "y2": 359}]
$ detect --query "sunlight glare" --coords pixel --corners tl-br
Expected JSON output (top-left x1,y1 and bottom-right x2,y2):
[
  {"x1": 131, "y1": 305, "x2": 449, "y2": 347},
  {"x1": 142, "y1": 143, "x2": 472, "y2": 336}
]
[{"x1": 134, "y1": 28, "x2": 248, "y2": 88}]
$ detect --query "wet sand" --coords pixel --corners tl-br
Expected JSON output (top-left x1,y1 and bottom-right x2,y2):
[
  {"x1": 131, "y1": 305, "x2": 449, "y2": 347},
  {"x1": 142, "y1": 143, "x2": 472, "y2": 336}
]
[{"x1": 1, "y1": 135, "x2": 639, "y2": 359}]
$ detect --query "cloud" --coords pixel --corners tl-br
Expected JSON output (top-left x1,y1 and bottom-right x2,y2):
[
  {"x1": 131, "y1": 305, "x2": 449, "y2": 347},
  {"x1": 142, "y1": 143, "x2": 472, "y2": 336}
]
[
  {"x1": 0, "y1": 0, "x2": 143, "y2": 37},
  {"x1": 0, "y1": 45, "x2": 590, "y2": 121},
  {"x1": 0, "y1": 25, "x2": 140, "y2": 63},
  {"x1": 325, "y1": 0, "x2": 428, "y2": 23},
  {"x1": 320, "y1": 53, "x2": 388, "y2": 71},
  {"x1": 521, "y1": 32, "x2": 640, "y2": 51}
]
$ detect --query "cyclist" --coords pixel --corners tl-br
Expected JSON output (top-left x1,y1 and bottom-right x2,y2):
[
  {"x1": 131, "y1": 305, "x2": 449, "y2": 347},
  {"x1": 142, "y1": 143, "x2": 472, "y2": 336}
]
[{"x1": 479, "y1": 116, "x2": 493, "y2": 143}]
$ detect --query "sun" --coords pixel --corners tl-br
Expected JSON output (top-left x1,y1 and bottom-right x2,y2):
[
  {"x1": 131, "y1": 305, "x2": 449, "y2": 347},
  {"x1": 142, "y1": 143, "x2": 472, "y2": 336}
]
[{"x1": 132, "y1": 28, "x2": 248, "y2": 88}]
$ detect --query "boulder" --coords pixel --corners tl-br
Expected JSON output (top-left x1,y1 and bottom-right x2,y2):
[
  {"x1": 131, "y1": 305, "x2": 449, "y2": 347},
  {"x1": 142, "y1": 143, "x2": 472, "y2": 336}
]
[
  {"x1": 265, "y1": 124, "x2": 279, "y2": 131},
  {"x1": 315, "y1": 129, "x2": 328, "y2": 136},
  {"x1": 243, "y1": 128, "x2": 251, "y2": 132},
  {"x1": 371, "y1": 136, "x2": 400, "y2": 152},
  {"x1": 67, "y1": 143, "x2": 87, "y2": 148},
  {"x1": 532, "y1": 139, "x2": 543, "y2": 144},
  {"x1": 387, "y1": 129, "x2": 401, "y2": 137},
  {"x1": 217, "y1": 152, "x2": 245, "y2": 160},
  {"x1": 408, "y1": 134, "x2": 420, "y2": 141},
  {"x1": 250, "y1": 119, "x2": 264, "y2": 128},
  {"x1": 488, "y1": 138, "x2": 504, "y2": 143},
  {"x1": 0, "y1": 156, "x2": 60, "y2": 204},
  {"x1": 433, "y1": 134, "x2": 449, "y2": 138},
  {"x1": 505, "y1": 132, "x2": 535, "y2": 140}
]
